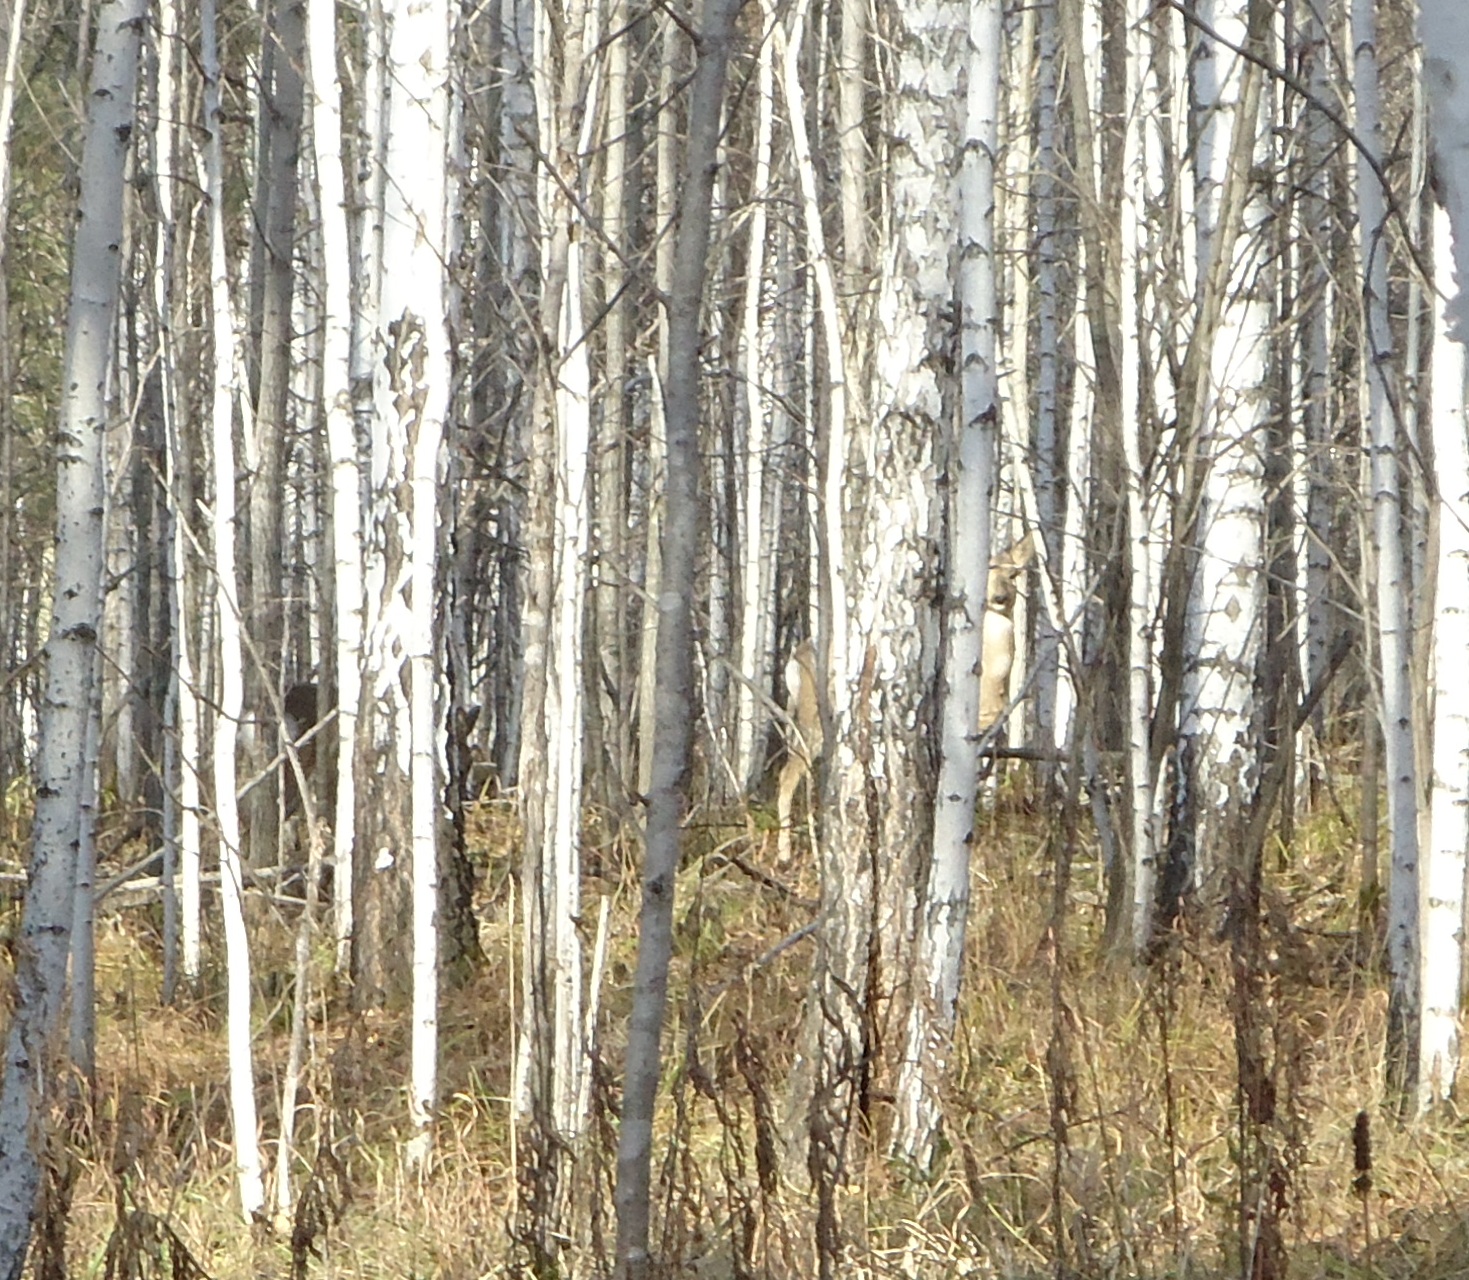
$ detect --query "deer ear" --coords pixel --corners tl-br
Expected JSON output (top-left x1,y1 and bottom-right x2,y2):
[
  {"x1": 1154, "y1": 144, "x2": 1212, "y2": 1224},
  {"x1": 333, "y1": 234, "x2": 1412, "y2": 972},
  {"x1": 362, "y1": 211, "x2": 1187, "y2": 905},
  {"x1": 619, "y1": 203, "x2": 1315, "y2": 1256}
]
[{"x1": 997, "y1": 531, "x2": 1035, "y2": 573}]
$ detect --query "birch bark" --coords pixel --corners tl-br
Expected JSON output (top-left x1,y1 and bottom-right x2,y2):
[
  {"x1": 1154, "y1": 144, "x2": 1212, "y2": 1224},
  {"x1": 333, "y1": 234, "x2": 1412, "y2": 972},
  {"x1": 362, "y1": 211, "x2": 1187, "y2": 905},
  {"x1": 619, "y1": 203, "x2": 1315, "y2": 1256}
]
[
  {"x1": 0, "y1": 0, "x2": 143, "y2": 1264},
  {"x1": 1419, "y1": 198, "x2": 1469, "y2": 1113},
  {"x1": 306, "y1": 0, "x2": 362, "y2": 976},
  {"x1": 1356, "y1": 0, "x2": 1421, "y2": 1101},
  {"x1": 892, "y1": 0, "x2": 1000, "y2": 1169},
  {"x1": 203, "y1": 0, "x2": 265, "y2": 1218}
]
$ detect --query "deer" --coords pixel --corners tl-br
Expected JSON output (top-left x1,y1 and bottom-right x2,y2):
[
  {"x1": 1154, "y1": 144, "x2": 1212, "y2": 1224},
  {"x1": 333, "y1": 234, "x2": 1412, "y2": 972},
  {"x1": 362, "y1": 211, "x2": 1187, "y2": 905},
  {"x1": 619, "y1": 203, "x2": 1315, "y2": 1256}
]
[
  {"x1": 978, "y1": 532, "x2": 1034, "y2": 734},
  {"x1": 773, "y1": 533, "x2": 1034, "y2": 862}
]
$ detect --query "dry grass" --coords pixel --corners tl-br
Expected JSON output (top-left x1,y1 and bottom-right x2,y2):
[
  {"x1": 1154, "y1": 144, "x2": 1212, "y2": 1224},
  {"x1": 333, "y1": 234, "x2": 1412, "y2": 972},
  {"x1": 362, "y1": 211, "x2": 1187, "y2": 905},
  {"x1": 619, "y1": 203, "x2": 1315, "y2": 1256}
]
[{"x1": 5, "y1": 780, "x2": 1469, "y2": 1279}]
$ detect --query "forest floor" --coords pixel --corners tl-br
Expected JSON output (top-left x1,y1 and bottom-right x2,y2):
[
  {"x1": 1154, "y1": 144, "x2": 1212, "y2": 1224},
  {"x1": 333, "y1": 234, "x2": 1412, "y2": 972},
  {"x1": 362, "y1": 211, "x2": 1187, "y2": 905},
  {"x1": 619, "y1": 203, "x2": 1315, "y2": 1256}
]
[{"x1": 5, "y1": 772, "x2": 1469, "y2": 1279}]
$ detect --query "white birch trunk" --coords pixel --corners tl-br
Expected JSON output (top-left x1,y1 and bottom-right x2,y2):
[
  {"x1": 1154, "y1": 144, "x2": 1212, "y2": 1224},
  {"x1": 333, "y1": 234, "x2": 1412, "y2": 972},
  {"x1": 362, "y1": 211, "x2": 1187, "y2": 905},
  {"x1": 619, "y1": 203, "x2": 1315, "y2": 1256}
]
[
  {"x1": 545, "y1": 234, "x2": 590, "y2": 1136},
  {"x1": 150, "y1": 0, "x2": 192, "y2": 1005},
  {"x1": 0, "y1": 6, "x2": 143, "y2": 1261},
  {"x1": 1356, "y1": 0, "x2": 1421, "y2": 1098},
  {"x1": 1420, "y1": 199, "x2": 1469, "y2": 1113},
  {"x1": 1177, "y1": 0, "x2": 1266, "y2": 896},
  {"x1": 777, "y1": 6, "x2": 848, "y2": 684},
  {"x1": 732, "y1": 8, "x2": 776, "y2": 790},
  {"x1": 203, "y1": 0, "x2": 265, "y2": 1219},
  {"x1": 68, "y1": 642, "x2": 103, "y2": 1078},
  {"x1": 376, "y1": 0, "x2": 452, "y2": 1152},
  {"x1": 892, "y1": 0, "x2": 1000, "y2": 1167},
  {"x1": 307, "y1": 0, "x2": 363, "y2": 976},
  {"x1": 1120, "y1": 0, "x2": 1155, "y2": 953}
]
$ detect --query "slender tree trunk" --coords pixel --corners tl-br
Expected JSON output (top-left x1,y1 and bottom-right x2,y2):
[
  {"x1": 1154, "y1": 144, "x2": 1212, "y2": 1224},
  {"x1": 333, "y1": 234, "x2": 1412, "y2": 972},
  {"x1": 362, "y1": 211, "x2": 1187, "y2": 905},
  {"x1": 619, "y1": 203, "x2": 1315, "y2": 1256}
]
[
  {"x1": 1419, "y1": 198, "x2": 1469, "y2": 1113},
  {"x1": 1298, "y1": 2, "x2": 1335, "y2": 766},
  {"x1": 371, "y1": 0, "x2": 452, "y2": 1152},
  {"x1": 202, "y1": 0, "x2": 265, "y2": 1218},
  {"x1": 0, "y1": 0, "x2": 20, "y2": 852},
  {"x1": 244, "y1": 0, "x2": 306, "y2": 869},
  {"x1": 1166, "y1": 0, "x2": 1268, "y2": 919},
  {"x1": 306, "y1": 0, "x2": 362, "y2": 977},
  {"x1": 67, "y1": 644, "x2": 104, "y2": 1080},
  {"x1": 892, "y1": 0, "x2": 1000, "y2": 1169},
  {"x1": 773, "y1": 0, "x2": 850, "y2": 1178},
  {"x1": 732, "y1": 7, "x2": 775, "y2": 791},
  {"x1": 1356, "y1": 0, "x2": 1421, "y2": 1104},
  {"x1": 148, "y1": 0, "x2": 189, "y2": 1003},
  {"x1": 514, "y1": 0, "x2": 598, "y2": 1252},
  {"x1": 0, "y1": 6, "x2": 143, "y2": 1260},
  {"x1": 613, "y1": 0, "x2": 740, "y2": 1271},
  {"x1": 1119, "y1": 0, "x2": 1155, "y2": 954},
  {"x1": 592, "y1": 0, "x2": 632, "y2": 811},
  {"x1": 1031, "y1": 0, "x2": 1067, "y2": 773}
]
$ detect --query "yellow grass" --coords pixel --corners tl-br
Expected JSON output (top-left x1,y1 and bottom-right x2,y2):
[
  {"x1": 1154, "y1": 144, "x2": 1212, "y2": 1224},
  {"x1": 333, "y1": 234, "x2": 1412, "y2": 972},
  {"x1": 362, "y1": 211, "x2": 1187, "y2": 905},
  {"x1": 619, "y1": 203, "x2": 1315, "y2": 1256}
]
[{"x1": 4, "y1": 781, "x2": 1469, "y2": 1279}]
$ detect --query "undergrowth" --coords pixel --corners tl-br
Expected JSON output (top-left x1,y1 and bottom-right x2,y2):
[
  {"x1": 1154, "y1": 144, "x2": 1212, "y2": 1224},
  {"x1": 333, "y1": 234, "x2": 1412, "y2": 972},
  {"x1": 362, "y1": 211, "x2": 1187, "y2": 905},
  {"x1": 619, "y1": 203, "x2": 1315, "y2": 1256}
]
[{"x1": 4, "y1": 780, "x2": 1469, "y2": 1280}]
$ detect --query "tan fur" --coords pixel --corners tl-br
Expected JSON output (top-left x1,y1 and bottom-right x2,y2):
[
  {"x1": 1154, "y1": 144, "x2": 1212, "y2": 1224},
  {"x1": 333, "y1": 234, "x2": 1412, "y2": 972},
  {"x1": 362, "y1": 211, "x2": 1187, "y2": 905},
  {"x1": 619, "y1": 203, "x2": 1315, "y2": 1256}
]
[
  {"x1": 979, "y1": 533, "x2": 1034, "y2": 731},
  {"x1": 775, "y1": 638, "x2": 821, "y2": 865},
  {"x1": 773, "y1": 533, "x2": 1036, "y2": 859}
]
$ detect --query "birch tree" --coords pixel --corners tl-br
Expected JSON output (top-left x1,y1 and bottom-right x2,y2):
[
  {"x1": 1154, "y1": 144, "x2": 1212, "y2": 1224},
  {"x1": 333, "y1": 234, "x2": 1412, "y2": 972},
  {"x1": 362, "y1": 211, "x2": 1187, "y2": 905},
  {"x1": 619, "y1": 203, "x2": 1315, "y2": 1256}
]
[
  {"x1": 306, "y1": 0, "x2": 362, "y2": 976},
  {"x1": 202, "y1": 0, "x2": 266, "y2": 1218},
  {"x1": 366, "y1": 0, "x2": 453, "y2": 1151},
  {"x1": 892, "y1": 0, "x2": 1000, "y2": 1169},
  {"x1": 1120, "y1": 0, "x2": 1156, "y2": 953},
  {"x1": 243, "y1": 0, "x2": 307, "y2": 869},
  {"x1": 513, "y1": 0, "x2": 600, "y2": 1254},
  {"x1": 732, "y1": 10, "x2": 777, "y2": 792},
  {"x1": 354, "y1": 0, "x2": 452, "y2": 1086},
  {"x1": 1165, "y1": 0, "x2": 1268, "y2": 917},
  {"x1": 1355, "y1": 0, "x2": 1421, "y2": 1102},
  {"x1": 0, "y1": 0, "x2": 144, "y2": 1266},
  {"x1": 613, "y1": 0, "x2": 741, "y2": 1270},
  {"x1": 1417, "y1": 199, "x2": 1467, "y2": 1113}
]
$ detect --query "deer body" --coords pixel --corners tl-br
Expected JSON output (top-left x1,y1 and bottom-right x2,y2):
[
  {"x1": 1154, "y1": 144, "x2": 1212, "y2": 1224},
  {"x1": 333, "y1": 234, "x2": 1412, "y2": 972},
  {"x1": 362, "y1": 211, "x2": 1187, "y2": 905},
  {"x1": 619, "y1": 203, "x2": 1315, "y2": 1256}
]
[
  {"x1": 773, "y1": 535, "x2": 1033, "y2": 860},
  {"x1": 978, "y1": 533, "x2": 1034, "y2": 733},
  {"x1": 775, "y1": 639, "x2": 822, "y2": 864}
]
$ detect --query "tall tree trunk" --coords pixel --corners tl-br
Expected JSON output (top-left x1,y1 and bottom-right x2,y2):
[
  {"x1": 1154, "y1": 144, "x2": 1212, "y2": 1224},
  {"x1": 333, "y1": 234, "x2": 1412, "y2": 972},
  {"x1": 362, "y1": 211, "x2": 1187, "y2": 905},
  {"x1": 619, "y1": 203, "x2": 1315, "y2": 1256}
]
[
  {"x1": 1356, "y1": 0, "x2": 1421, "y2": 1104},
  {"x1": 0, "y1": 5, "x2": 142, "y2": 1259},
  {"x1": 591, "y1": 0, "x2": 632, "y2": 812},
  {"x1": 202, "y1": 0, "x2": 266, "y2": 1218},
  {"x1": 306, "y1": 0, "x2": 363, "y2": 976},
  {"x1": 1165, "y1": 0, "x2": 1268, "y2": 922},
  {"x1": 892, "y1": 0, "x2": 1000, "y2": 1169},
  {"x1": 359, "y1": 0, "x2": 453, "y2": 1157},
  {"x1": 514, "y1": 0, "x2": 598, "y2": 1254},
  {"x1": 613, "y1": 0, "x2": 740, "y2": 1271},
  {"x1": 771, "y1": 0, "x2": 851, "y2": 1182},
  {"x1": 1117, "y1": 0, "x2": 1156, "y2": 954},
  {"x1": 1298, "y1": 0, "x2": 1335, "y2": 765},
  {"x1": 244, "y1": 0, "x2": 306, "y2": 869},
  {"x1": 732, "y1": 8, "x2": 776, "y2": 792},
  {"x1": 1419, "y1": 198, "x2": 1469, "y2": 1113}
]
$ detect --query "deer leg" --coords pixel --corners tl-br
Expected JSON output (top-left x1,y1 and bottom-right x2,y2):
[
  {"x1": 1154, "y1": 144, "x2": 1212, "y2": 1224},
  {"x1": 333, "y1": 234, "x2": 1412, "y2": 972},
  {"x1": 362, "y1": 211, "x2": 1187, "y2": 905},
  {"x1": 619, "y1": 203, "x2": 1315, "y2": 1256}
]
[{"x1": 776, "y1": 752, "x2": 807, "y2": 864}]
